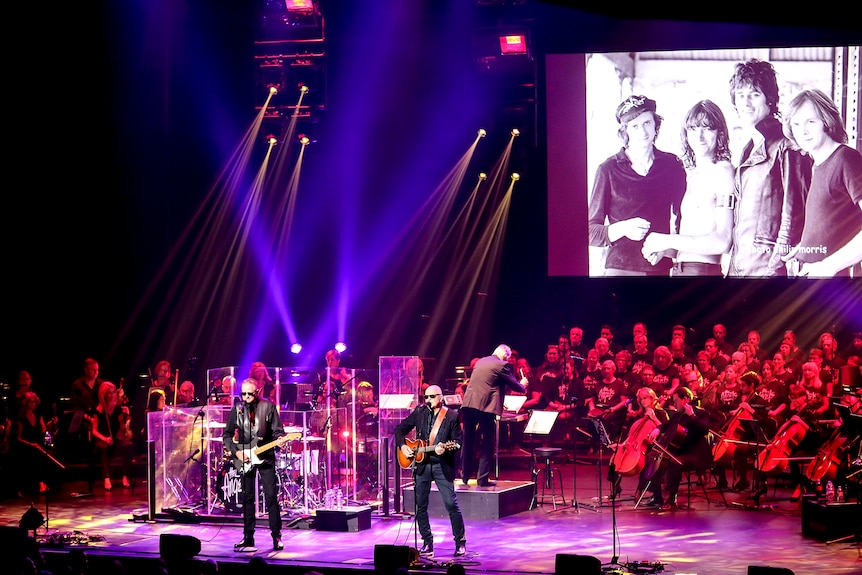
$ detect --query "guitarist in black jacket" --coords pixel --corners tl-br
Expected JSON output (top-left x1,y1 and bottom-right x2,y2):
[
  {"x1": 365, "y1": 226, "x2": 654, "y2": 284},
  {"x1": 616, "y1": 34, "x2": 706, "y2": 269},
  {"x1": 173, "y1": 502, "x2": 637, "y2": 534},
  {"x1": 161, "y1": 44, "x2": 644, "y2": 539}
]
[
  {"x1": 223, "y1": 378, "x2": 286, "y2": 552},
  {"x1": 394, "y1": 385, "x2": 466, "y2": 559}
]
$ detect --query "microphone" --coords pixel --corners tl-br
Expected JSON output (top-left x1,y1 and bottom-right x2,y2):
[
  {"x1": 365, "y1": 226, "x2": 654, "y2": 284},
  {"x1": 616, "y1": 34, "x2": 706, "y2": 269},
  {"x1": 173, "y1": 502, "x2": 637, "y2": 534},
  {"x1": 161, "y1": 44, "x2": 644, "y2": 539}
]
[
  {"x1": 426, "y1": 400, "x2": 434, "y2": 411},
  {"x1": 625, "y1": 396, "x2": 637, "y2": 406},
  {"x1": 183, "y1": 448, "x2": 200, "y2": 463}
]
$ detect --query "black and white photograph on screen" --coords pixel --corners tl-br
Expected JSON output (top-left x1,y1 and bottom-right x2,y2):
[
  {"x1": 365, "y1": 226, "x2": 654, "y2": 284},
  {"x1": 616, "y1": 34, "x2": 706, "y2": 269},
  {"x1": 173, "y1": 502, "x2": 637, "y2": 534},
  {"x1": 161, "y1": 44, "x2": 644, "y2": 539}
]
[{"x1": 546, "y1": 46, "x2": 862, "y2": 278}]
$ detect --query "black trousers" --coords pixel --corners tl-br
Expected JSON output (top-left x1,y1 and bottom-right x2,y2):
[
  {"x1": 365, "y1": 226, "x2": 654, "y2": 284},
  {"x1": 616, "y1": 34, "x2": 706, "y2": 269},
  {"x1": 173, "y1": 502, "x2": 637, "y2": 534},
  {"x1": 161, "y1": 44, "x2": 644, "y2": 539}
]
[
  {"x1": 241, "y1": 463, "x2": 281, "y2": 543},
  {"x1": 460, "y1": 407, "x2": 496, "y2": 484}
]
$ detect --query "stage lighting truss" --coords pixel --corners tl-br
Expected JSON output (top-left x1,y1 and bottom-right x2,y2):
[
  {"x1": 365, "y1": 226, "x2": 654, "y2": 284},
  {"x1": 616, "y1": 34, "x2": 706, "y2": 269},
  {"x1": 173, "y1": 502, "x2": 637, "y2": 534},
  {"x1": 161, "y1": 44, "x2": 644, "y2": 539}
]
[{"x1": 260, "y1": 0, "x2": 323, "y2": 41}]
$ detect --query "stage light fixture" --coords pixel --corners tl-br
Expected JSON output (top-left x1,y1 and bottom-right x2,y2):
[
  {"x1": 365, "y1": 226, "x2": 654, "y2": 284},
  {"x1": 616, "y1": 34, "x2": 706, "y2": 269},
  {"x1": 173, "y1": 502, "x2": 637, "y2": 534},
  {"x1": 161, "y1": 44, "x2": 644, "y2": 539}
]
[
  {"x1": 511, "y1": 173, "x2": 520, "y2": 181},
  {"x1": 268, "y1": 84, "x2": 279, "y2": 95},
  {"x1": 334, "y1": 342, "x2": 347, "y2": 353},
  {"x1": 299, "y1": 134, "x2": 310, "y2": 145},
  {"x1": 499, "y1": 34, "x2": 528, "y2": 55},
  {"x1": 266, "y1": 134, "x2": 278, "y2": 146},
  {"x1": 478, "y1": 172, "x2": 487, "y2": 180},
  {"x1": 511, "y1": 128, "x2": 520, "y2": 137},
  {"x1": 290, "y1": 343, "x2": 302, "y2": 354},
  {"x1": 285, "y1": 0, "x2": 315, "y2": 11},
  {"x1": 299, "y1": 84, "x2": 309, "y2": 94},
  {"x1": 478, "y1": 128, "x2": 487, "y2": 138}
]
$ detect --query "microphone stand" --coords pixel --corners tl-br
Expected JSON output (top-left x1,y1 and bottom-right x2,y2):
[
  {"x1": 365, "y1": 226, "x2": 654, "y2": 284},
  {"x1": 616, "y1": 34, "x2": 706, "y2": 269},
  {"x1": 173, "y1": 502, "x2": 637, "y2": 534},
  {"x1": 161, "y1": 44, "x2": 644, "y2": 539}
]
[
  {"x1": 195, "y1": 405, "x2": 206, "y2": 509},
  {"x1": 413, "y1": 403, "x2": 434, "y2": 565},
  {"x1": 568, "y1": 395, "x2": 581, "y2": 512},
  {"x1": 604, "y1": 408, "x2": 628, "y2": 571}
]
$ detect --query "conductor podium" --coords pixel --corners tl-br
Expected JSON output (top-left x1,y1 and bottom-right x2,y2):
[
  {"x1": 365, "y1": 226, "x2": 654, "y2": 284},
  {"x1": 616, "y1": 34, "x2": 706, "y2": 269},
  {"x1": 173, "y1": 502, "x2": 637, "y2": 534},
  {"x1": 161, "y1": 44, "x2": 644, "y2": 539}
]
[{"x1": 402, "y1": 480, "x2": 534, "y2": 519}]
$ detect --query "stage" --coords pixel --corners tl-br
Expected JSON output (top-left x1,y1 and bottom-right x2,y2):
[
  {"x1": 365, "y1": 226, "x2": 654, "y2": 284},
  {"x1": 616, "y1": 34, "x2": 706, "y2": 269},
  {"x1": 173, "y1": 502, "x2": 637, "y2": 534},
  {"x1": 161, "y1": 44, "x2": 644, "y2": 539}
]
[{"x1": 2, "y1": 460, "x2": 859, "y2": 575}]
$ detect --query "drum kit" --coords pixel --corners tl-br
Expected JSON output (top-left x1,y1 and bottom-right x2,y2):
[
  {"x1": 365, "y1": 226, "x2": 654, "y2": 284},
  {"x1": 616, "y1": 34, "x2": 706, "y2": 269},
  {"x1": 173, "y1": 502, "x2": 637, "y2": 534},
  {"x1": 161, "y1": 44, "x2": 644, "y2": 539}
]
[
  {"x1": 275, "y1": 430, "x2": 327, "y2": 510},
  {"x1": 210, "y1": 425, "x2": 328, "y2": 513}
]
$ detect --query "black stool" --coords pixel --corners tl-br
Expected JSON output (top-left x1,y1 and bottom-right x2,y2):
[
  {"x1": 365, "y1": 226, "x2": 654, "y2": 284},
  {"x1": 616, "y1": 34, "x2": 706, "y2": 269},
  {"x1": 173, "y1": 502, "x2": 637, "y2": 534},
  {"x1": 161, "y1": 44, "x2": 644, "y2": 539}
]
[{"x1": 531, "y1": 446, "x2": 566, "y2": 510}]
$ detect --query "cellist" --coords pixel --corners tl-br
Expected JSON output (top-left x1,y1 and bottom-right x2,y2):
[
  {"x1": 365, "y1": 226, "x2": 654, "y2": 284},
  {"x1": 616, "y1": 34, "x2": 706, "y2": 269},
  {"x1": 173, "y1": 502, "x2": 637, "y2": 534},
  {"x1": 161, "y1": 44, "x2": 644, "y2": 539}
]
[
  {"x1": 708, "y1": 363, "x2": 743, "y2": 490},
  {"x1": 643, "y1": 387, "x2": 711, "y2": 511},
  {"x1": 622, "y1": 387, "x2": 669, "y2": 502},
  {"x1": 726, "y1": 371, "x2": 771, "y2": 495}
]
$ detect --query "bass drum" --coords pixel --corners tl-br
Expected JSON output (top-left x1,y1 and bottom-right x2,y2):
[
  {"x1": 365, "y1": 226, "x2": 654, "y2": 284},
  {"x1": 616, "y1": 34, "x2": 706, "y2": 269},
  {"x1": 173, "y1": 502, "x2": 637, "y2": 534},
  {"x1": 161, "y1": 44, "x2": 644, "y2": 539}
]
[{"x1": 216, "y1": 460, "x2": 243, "y2": 513}]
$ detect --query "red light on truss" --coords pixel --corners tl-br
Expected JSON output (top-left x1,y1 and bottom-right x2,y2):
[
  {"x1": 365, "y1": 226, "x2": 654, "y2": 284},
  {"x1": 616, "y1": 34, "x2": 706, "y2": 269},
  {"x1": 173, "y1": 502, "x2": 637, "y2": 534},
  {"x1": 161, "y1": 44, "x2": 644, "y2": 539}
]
[{"x1": 499, "y1": 34, "x2": 527, "y2": 55}]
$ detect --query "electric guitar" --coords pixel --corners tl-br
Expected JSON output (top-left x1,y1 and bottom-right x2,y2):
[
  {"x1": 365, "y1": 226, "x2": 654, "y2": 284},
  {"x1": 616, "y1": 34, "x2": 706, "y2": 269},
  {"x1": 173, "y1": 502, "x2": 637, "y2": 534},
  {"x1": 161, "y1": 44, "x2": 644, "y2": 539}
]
[
  {"x1": 397, "y1": 438, "x2": 460, "y2": 469},
  {"x1": 233, "y1": 432, "x2": 302, "y2": 474}
]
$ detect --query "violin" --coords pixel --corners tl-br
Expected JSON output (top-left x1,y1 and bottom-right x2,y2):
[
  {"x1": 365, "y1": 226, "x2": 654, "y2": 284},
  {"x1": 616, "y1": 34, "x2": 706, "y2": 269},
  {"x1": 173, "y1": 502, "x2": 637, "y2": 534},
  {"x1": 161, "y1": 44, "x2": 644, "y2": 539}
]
[
  {"x1": 757, "y1": 415, "x2": 809, "y2": 475},
  {"x1": 805, "y1": 427, "x2": 851, "y2": 482},
  {"x1": 117, "y1": 378, "x2": 133, "y2": 442},
  {"x1": 712, "y1": 401, "x2": 756, "y2": 464},
  {"x1": 610, "y1": 414, "x2": 658, "y2": 477}
]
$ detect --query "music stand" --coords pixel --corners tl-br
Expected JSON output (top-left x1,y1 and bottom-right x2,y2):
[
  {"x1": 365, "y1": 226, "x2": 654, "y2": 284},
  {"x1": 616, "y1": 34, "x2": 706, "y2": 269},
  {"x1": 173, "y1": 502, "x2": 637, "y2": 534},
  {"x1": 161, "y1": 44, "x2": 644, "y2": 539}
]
[
  {"x1": 524, "y1": 411, "x2": 566, "y2": 511},
  {"x1": 496, "y1": 395, "x2": 530, "y2": 477},
  {"x1": 524, "y1": 410, "x2": 559, "y2": 436},
  {"x1": 731, "y1": 418, "x2": 771, "y2": 510}
]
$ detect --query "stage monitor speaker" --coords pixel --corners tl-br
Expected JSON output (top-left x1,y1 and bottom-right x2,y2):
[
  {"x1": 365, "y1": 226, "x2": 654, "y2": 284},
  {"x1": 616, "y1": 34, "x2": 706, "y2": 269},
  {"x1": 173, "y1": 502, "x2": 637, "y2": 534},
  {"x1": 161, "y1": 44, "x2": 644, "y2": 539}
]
[
  {"x1": 373, "y1": 544, "x2": 417, "y2": 574},
  {"x1": 0, "y1": 526, "x2": 29, "y2": 556},
  {"x1": 159, "y1": 533, "x2": 201, "y2": 561},
  {"x1": 555, "y1": 553, "x2": 602, "y2": 575},
  {"x1": 747, "y1": 567, "x2": 794, "y2": 575}
]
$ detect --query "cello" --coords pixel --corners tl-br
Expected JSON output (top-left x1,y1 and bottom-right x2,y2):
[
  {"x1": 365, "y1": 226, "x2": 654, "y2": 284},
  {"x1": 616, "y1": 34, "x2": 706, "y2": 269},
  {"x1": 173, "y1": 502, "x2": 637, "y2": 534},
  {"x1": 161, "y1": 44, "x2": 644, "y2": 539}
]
[
  {"x1": 805, "y1": 426, "x2": 855, "y2": 483},
  {"x1": 711, "y1": 402, "x2": 756, "y2": 464},
  {"x1": 757, "y1": 415, "x2": 809, "y2": 475},
  {"x1": 643, "y1": 423, "x2": 686, "y2": 480},
  {"x1": 610, "y1": 415, "x2": 658, "y2": 477}
]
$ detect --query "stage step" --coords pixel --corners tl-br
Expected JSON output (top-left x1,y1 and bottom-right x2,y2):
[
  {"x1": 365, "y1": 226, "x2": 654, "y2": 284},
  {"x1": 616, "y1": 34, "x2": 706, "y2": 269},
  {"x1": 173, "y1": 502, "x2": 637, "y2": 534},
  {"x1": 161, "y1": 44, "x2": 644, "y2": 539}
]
[{"x1": 402, "y1": 480, "x2": 534, "y2": 519}]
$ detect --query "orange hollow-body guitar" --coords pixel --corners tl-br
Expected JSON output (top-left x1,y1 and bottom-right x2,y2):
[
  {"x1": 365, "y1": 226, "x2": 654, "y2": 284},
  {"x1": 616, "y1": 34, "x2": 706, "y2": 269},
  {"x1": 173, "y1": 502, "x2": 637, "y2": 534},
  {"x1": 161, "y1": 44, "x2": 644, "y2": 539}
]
[{"x1": 397, "y1": 438, "x2": 459, "y2": 469}]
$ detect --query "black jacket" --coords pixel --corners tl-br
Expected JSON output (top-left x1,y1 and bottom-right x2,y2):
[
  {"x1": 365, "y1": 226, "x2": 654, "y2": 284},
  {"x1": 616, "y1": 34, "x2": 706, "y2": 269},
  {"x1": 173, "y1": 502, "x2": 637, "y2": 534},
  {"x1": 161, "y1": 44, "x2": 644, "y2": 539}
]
[
  {"x1": 394, "y1": 405, "x2": 462, "y2": 482},
  {"x1": 222, "y1": 398, "x2": 285, "y2": 465}
]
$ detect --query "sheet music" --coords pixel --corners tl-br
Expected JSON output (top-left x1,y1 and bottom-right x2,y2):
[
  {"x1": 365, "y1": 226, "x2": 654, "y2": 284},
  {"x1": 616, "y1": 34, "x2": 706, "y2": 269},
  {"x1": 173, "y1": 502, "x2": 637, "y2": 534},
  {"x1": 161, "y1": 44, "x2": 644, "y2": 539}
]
[
  {"x1": 503, "y1": 395, "x2": 527, "y2": 413},
  {"x1": 524, "y1": 410, "x2": 559, "y2": 435}
]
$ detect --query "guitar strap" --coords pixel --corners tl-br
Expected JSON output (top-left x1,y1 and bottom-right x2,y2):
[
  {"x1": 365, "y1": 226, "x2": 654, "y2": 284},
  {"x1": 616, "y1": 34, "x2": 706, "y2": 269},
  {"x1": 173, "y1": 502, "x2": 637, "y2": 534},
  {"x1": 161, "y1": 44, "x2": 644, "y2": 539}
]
[{"x1": 428, "y1": 406, "x2": 447, "y2": 446}]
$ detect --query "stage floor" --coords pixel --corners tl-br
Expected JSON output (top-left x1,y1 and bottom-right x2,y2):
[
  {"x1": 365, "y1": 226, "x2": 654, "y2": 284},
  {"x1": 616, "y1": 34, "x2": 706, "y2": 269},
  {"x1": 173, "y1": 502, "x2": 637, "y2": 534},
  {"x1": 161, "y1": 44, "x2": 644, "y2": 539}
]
[{"x1": 2, "y1": 460, "x2": 859, "y2": 575}]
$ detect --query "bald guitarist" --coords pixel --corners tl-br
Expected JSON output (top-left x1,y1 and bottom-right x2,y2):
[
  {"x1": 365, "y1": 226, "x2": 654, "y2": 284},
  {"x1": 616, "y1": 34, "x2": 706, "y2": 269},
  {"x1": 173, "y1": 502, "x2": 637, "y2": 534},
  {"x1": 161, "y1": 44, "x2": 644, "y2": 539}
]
[
  {"x1": 223, "y1": 378, "x2": 286, "y2": 553},
  {"x1": 394, "y1": 385, "x2": 466, "y2": 559}
]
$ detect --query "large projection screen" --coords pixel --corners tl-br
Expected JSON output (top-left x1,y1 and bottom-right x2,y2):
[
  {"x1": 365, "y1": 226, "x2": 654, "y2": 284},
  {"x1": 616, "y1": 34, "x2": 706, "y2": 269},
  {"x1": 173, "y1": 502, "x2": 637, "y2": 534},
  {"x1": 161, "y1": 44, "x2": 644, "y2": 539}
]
[{"x1": 547, "y1": 47, "x2": 860, "y2": 278}]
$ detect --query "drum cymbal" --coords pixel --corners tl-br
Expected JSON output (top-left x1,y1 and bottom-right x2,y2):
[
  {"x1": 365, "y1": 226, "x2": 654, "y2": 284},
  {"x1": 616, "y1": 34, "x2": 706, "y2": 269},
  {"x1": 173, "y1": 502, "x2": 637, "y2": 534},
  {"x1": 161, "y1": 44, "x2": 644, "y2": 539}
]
[{"x1": 284, "y1": 425, "x2": 306, "y2": 433}]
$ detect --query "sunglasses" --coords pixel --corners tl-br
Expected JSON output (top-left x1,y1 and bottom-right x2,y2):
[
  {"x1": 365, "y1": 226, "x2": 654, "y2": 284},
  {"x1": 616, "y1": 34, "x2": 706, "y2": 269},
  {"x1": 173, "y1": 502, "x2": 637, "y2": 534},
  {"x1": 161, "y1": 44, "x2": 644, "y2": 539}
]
[
  {"x1": 241, "y1": 391, "x2": 257, "y2": 397},
  {"x1": 424, "y1": 394, "x2": 439, "y2": 399}
]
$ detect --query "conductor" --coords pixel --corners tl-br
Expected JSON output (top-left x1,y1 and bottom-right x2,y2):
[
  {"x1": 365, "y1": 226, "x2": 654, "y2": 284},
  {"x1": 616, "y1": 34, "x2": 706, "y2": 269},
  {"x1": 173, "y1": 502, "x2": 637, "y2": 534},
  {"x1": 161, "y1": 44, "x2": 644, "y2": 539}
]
[{"x1": 460, "y1": 344, "x2": 528, "y2": 486}]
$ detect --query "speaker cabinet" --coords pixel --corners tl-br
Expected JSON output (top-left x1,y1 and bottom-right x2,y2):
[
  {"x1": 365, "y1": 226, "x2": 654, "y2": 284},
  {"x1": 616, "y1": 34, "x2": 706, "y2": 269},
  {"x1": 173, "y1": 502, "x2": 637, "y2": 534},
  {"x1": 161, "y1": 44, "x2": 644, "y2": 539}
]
[
  {"x1": 373, "y1": 544, "x2": 417, "y2": 574},
  {"x1": 747, "y1": 567, "x2": 794, "y2": 575},
  {"x1": 555, "y1": 553, "x2": 602, "y2": 575},
  {"x1": 159, "y1": 533, "x2": 201, "y2": 561}
]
